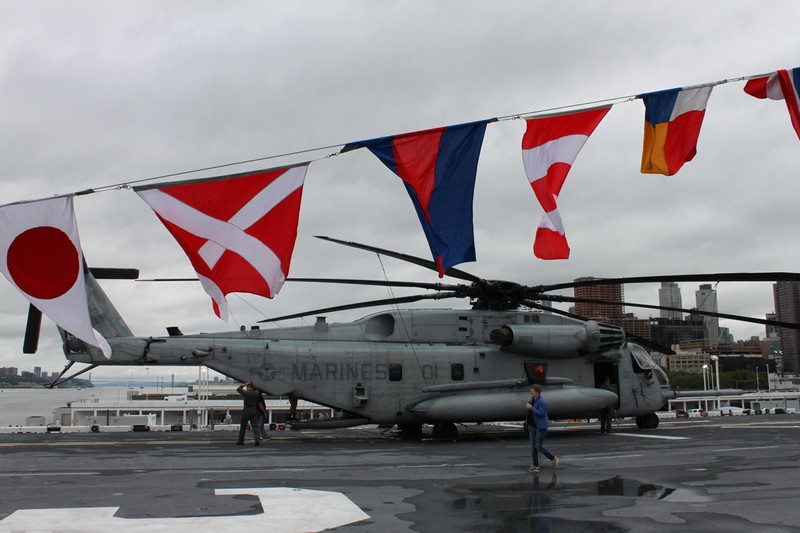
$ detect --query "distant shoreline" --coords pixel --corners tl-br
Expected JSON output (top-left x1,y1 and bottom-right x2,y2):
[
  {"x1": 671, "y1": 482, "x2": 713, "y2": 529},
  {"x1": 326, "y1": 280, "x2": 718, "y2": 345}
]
[{"x1": 0, "y1": 380, "x2": 93, "y2": 389}]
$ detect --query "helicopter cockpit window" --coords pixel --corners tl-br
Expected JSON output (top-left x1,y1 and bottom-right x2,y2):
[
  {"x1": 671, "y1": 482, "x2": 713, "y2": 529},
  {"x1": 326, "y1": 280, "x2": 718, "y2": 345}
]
[
  {"x1": 652, "y1": 366, "x2": 669, "y2": 387},
  {"x1": 451, "y1": 363, "x2": 464, "y2": 381},
  {"x1": 388, "y1": 363, "x2": 403, "y2": 382},
  {"x1": 629, "y1": 343, "x2": 659, "y2": 372}
]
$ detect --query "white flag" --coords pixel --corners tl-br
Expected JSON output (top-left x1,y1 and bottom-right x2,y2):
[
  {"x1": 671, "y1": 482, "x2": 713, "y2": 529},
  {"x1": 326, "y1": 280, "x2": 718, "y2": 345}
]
[{"x1": 0, "y1": 196, "x2": 111, "y2": 357}]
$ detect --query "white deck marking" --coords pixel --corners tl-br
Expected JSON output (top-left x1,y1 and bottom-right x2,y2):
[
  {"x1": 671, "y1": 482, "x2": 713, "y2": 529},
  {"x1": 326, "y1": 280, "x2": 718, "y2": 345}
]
[
  {"x1": 397, "y1": 463, "x2": 448, "y2": 469},
  {"x1": 0, "y1": 487, "x2": 369, "y2": 533},
  {"x1": 570, "y1": 454, "x2": 643, "y2": 461},
  {"x1": 0, "y1": 471, "x2": 99, "y2": 477},
  {"x1": 613, "y1": 433, "x2": 690, "y2": 440},
  {"x1": 713, "y1": 445, "x2": 782, "y2": 452}
]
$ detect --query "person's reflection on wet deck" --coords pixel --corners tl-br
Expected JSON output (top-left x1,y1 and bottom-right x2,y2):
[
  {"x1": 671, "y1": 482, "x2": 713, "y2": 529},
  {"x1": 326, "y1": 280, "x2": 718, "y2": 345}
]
[{"x1": 527, "y1": 473, "x2": 558, "y2": 532}]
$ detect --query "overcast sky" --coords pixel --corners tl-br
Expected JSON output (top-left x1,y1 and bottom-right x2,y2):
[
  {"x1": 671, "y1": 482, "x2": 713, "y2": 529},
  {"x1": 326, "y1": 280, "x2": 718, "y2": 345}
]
[{"x1": 2, "y1": 1, "x2": 799, "y2": 381}]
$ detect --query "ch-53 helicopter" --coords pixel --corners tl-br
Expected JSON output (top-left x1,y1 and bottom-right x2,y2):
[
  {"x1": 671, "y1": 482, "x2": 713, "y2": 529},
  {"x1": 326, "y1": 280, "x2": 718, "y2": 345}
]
[{"x1": 22, "y1": 236, "x2": 800, "y2": 439}]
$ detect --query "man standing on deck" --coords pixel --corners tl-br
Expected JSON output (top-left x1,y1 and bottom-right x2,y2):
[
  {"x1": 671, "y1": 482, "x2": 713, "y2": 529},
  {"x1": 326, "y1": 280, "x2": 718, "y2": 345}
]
[{"x1": 236, "y1": 381, "x2": 261, "y2": 446}]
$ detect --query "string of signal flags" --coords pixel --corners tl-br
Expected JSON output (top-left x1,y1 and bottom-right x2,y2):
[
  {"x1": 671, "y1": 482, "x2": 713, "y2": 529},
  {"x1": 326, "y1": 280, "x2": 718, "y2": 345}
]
[{"x1": 0, "y1": 66, "x2": 798, "y2": 357}]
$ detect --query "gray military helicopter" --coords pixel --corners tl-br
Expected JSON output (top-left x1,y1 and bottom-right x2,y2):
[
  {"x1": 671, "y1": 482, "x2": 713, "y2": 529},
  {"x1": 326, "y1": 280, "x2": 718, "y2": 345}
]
[{"x1": 22, "y1": 237, "x2": 800, "y2": 439}]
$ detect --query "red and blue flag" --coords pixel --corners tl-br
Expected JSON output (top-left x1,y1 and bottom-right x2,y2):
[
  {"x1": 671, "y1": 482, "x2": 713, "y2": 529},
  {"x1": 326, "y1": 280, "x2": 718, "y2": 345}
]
[
  {"x1": 343, "y1": 120, "x2": 491, "y2": 276},
  {"x1": 640, "y1": 86, "x2": 712, "y2": 176},
  {"x1": 744, "y1": 68, "x2": 800, "y2": 140}
]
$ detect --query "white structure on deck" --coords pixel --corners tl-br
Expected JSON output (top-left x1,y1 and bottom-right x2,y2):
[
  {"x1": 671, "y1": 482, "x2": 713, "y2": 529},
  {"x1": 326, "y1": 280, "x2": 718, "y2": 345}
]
[
  {"x1": 52, "y1": 391, "x2": 331, "y2": 429},
  {"x1": 668, "y1": 391, "x2": 800, "y2": 413}
]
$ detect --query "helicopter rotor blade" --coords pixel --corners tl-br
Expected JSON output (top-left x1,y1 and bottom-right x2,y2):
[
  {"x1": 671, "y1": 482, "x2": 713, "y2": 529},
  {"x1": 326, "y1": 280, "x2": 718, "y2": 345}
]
[
  {"x1": 539, "y1": 293, "x2": 800, "y2": 330},
  {"x1": 315, "y1": 236, "x2": 483, "y2": 283},
  {"x1": 258, "y1": 291, "x2": 460, "y2": 323},
  {"x1": 135, "y1": 275, "x2": 468, "y2": 295},
  {"x1": 521, "y1": 299, "x2": 676, "y2": 355},
  {"x1": 22, "y1": 304, "x2": 43, "y2": 354},
  {"x1": 87, "y1": 267, "x2": 140, "y2": 280},
  {"x1": 286, "y1": 277, "x2": 463, "y2": 291},
  {"x1": 535, "y1": 272, "x2": 800, "y2": 293}
]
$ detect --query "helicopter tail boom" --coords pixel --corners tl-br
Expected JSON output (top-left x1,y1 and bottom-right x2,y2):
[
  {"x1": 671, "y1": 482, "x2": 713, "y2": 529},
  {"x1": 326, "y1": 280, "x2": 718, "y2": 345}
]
[
  {"x1": 58, "y1": 269, "x2": 136, "y2": 363},
  {"x1": 664, "y1": 389, "x2": 744, "y2": 399}
]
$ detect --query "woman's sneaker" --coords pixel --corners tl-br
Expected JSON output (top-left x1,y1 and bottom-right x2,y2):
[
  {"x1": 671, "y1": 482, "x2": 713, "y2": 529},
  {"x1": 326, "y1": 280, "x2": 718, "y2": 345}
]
[
  {"x1": 551, "y1": 457, "x2": 559, "y2": 469},
  {"x1": 528, "y1": 465, "x2": 540, "y2": 473}
]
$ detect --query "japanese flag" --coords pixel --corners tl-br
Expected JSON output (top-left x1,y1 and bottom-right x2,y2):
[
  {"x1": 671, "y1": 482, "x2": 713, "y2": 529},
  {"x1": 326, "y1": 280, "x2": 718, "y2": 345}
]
[{"x1": 0, "y1": 196, "x2": 111, "y2": 357}]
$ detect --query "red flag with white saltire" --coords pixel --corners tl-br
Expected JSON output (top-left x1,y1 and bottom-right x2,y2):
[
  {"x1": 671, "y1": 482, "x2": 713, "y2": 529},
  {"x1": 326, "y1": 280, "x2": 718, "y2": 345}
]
[
  {"x1": 135, "y1": 164, "x2": 309, "y2": 320},
  {"x1": 521, "y1": 106, "x2": 611, "y2": 259},
  {"x1": 0, "y1": 195, "x2": 111, "y2": 357}
]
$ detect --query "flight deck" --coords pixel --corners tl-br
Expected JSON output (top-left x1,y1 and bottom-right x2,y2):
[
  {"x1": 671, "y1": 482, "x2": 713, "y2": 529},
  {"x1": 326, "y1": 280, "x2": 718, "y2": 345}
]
[{"x1": 2, "y1": 416, "x2": 800, "y2": 532}]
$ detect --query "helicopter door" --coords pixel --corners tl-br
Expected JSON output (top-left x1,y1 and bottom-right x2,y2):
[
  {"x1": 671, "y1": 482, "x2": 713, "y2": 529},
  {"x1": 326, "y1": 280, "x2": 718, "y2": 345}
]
[{"x1": 594, "y1": 362, "x2": 619, "y2": 408}]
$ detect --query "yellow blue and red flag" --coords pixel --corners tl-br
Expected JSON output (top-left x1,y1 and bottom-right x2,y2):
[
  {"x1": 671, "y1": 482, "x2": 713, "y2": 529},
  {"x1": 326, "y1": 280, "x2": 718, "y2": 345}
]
[
  {"x1": 640, "y1": 86, "x2": 712, "y2": 176},
  {"x1": 342, "y1": 120, "x2": 491, "y2": 276},
  {"x1": 744, "y1": 68, "x2": 800, "y2": 140}
]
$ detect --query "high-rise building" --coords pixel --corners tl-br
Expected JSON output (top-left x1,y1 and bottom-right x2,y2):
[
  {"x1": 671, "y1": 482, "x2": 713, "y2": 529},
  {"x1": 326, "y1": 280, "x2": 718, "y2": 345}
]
[
  {"x1": 765, "y1": 312, "x2": 779, "y2": 340},
  {"x1": 573, "y1": 277, "x2": 624, "y2": 322},
  {"x1": 658, "y1": 282, "x2": 683, "y2": 320},
  {"x1": 695, "y1": 284, "x2": 720, "y2": 347},
  {"x1": 773, "y1": 282, "x2": 800, "y2": 373}
]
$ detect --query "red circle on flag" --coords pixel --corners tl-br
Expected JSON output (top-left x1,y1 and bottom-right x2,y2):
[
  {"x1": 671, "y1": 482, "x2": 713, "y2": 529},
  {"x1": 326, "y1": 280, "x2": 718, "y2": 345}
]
[{"x1": 7, "y1": 226, "x2": 80, "y2": 300}]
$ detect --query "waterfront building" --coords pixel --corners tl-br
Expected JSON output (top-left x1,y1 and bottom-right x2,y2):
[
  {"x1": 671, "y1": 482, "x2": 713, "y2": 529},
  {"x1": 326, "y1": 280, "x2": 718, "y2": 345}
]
[
  {"x1": 773, "y1": 281, "x2": 800, "y2": 373},
  {"x1": 51, "y1": 391, "x2": 331, "y2": 429},
  {"x1": 695, "y1": 284, "x2": 720, "y2": 347},
  {"x1": 665, "y1": 350, "x2": 710, "y2": 374},
  {"x1": 649, "y1": 315, "x2": 705, "y2": 352},
  {"x1": 573, "y1": 277, "x2": 624, "y2": 322},
  {"x1": 618, "y1": 313, "x2": 651, "y2": 341},
  {"x1": 765, "y1": 312, "x2": 778, "y2": 339}
]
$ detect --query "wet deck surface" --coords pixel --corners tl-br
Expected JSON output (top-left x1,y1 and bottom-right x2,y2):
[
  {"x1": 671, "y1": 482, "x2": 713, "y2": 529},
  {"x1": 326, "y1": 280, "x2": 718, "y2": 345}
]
[{"x1": 2, "y1": 416, "x2": 800, "y2": 532}]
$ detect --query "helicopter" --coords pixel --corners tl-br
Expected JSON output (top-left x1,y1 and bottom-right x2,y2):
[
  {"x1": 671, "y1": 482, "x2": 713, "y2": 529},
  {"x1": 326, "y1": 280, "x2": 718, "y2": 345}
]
[{"x1": 22, "y1": 236, "x2": 800, "y2": 439}]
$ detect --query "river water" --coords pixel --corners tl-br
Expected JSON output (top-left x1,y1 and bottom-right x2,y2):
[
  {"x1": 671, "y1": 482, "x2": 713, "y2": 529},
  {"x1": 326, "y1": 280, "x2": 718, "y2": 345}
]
[{"x1": 0, "y1": 386, "x2": 188, "y2": 426}]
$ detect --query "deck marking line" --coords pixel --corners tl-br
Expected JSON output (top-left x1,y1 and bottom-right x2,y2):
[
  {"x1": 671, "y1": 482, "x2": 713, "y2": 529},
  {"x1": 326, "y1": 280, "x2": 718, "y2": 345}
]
[
  {"x1": 613, "y1": 433, "x2": 690, "y2": 440},
  {"x1": 713, "y1": 445, "x2": 782, "y2": 452},
  {"x1": 0, "y1": 487, "x2": 369, "y2": 532}
]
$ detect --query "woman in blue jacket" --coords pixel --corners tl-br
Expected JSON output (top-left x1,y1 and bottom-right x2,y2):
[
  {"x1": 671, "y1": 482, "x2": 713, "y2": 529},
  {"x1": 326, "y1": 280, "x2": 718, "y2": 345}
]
[{"x1": 525, "y1": 384, "x2": 559, "y2": 473}]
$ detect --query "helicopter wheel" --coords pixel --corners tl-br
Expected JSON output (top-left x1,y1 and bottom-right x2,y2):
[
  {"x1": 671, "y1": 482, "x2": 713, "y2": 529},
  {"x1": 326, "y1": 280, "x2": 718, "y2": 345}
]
[
  {"x1": 397, "y1": 423, "x2": 423, "y2": 439},
  {"x1": 432, "y1": 421, "x2": 458, "y2": 441},
  {"x1": 635, "y1": 413, "x2": 659, "y2": 430}
]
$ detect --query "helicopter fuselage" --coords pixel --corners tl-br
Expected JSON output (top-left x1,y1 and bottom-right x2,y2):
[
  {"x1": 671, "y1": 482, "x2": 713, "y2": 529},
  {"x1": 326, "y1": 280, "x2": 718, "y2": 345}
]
[{"x1": 68, "y1": 304, "x2": 671, "y2": 431}]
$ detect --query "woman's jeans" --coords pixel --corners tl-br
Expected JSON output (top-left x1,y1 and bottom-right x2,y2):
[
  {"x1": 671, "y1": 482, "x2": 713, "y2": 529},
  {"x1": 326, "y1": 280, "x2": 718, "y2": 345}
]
[{"x1": 528, "y1": 426, "x2": 555, "y2": 466}]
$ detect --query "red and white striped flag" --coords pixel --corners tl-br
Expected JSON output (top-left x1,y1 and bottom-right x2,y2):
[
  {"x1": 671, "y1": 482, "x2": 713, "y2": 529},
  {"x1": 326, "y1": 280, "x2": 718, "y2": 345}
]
[
  {"x1": 744, "y1": 68, "x2": 800, "y2": 140},
  {"x1": 522, "y1": 106, "x2": 610, "y2": 259},
  {"x1": 135, "y1": 164, "x2": 308, "y2": 320}
]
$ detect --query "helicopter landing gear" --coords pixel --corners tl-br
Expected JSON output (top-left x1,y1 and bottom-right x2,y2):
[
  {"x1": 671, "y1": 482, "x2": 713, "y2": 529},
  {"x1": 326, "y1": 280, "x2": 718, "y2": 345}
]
[
  {"x1": 397, "y1": 423, "x2": 423, "y2": 439},
  {"x1": 432, "y1": 421, "x2": 458, "y2": 441},
  {"x1": 635, "y1": 413, "x2": 659, "y2": 430}
]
